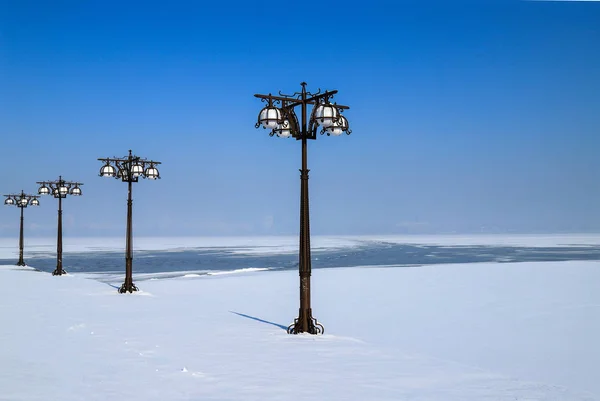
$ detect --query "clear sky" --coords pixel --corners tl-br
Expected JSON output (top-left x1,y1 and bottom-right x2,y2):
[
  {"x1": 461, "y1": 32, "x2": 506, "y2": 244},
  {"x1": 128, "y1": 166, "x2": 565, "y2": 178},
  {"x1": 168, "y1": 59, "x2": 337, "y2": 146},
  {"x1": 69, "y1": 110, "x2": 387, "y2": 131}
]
[{"x1": 1, "y1": 0, "x2": 599, "y2": 237}]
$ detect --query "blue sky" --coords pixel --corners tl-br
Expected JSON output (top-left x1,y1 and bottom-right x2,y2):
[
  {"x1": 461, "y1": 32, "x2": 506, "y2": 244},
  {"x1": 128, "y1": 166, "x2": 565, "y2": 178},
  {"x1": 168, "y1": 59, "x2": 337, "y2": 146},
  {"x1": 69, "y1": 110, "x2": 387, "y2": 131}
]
[{"x1": 0, "y1": 0, "x2": 599, "y2": 237}]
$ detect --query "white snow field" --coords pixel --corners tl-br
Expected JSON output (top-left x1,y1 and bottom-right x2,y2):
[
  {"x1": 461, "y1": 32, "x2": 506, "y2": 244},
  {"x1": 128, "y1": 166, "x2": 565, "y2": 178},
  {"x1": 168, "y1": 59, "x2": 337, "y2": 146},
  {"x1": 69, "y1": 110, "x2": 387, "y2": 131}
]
[{"x1": 1, "y1": 258, "x2": 599, "y2": 400}]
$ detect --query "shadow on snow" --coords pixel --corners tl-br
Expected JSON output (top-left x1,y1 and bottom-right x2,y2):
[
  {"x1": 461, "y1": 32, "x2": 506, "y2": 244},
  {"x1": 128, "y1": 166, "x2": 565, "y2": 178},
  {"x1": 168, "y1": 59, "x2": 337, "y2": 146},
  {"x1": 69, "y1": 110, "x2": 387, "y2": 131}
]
[{"x1": 229, "y1": 311, "x2": 288, "y2": 331}]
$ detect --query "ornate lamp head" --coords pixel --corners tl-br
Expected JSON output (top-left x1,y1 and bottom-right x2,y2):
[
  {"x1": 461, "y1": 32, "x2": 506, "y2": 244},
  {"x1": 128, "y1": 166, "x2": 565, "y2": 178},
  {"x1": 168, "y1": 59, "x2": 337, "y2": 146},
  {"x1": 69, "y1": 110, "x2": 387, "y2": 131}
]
[
  {"x1": 313, "y1": 102, "x2": 339, "y2": 128},
  {"x1": 38, "y1": 185, "x2": 50, "y2": 195},
  {"x1": 324, "y1": 114, "x2": 350, "y2": 136},
  {"x1": 100, "y1": 163, "x2": 116, "y2": 177},
  {"x1": 131, "y1": 163, "x2": 144, "y2": 178},
  {"x1": 257, "y1": 104, "x2": 282, "y2": 130},
  {"x1": 144, "y1": 164, "x2": 160, "y2": 179}
]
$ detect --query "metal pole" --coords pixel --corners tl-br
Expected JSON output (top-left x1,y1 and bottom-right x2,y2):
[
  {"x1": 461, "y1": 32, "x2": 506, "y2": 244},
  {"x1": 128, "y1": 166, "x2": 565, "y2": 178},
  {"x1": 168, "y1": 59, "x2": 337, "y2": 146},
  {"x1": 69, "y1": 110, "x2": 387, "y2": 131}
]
[
  {"x1": 298, "y1": 136, "x2": 312, "y2": 333},
  {"x1": 53, "y1": 194, "x2": 64, "y2": 275},
  {"x1": 17, "y1": 205, "x2": 25, "y2": 266},
  {"x1": 289, "y1": 82, "x2": 322, "y2": 334},
  {"x1": 120, "y1": 162, "x2": 137, "y2": 293}
]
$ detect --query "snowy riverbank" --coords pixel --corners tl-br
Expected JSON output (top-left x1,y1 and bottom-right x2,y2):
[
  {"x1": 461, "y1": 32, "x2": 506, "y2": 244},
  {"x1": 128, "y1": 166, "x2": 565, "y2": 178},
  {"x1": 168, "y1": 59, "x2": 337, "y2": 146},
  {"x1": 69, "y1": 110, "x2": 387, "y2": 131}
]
[{"x1": 1, "y1": 260, "x2": 599, "y2": 400}]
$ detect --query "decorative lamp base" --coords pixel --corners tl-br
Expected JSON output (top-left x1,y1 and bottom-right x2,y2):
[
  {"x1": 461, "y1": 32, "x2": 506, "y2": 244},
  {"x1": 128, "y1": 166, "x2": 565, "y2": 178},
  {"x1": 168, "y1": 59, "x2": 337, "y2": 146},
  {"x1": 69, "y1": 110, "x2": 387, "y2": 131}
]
[
  {"x1": 287, "y1": 310, "x2": 324, "y2": 335},
  {"x1": 52, "y1": 269, "x2": 67, "y2": 276},
  {"x1": 118, "y1": 282, "x2": 139, "y2": 294}
]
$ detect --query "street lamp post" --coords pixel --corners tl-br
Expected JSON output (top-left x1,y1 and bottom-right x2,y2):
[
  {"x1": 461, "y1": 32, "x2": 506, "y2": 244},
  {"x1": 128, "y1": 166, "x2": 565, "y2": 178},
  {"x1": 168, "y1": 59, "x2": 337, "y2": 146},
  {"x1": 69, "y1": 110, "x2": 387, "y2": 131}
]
[
  {"x1": 3, "y1": 191, "x2": 40, "y2": 266},
  {"x1": 254, "y1": 82, "x2": 351, "y2": 334},
  {"x1": 97, "y1": 150, "x2": 161, "y2": 294},
  {"x1": 36, "y1": 177, "x2": 83, "y2": 276}
]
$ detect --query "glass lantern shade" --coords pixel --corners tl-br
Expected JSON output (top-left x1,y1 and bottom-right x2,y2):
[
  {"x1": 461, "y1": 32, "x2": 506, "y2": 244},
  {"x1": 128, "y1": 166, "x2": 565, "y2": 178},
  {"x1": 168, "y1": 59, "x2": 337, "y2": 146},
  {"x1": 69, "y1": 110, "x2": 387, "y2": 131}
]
[
  {"x1": 30, "y1": 199, "x2": 40, "y2": 206},
  {"x1": 325, "y1": 115, "x2": 349, "y2": 136},
  {"x1": 18, "y1": 197, "x2": 29, "y2": 206},
  {"x1": 4, "y1": 198, "x2": 14, "y2": 205},
  {"x1": 38, "y1": 186, "x2": 50, "y2": 195},
  {"x1": 100, "y1": 164, "x2": 116, "y2": 177},
  {"x1": 274, "y1": 120, "x2": 293, "y2": 138},
  {"x1": 71, "y1": 186, "x2": 82, "y2": 196},
  {"x1": 145, "y1": 166, "x2": 159, "y2": 179},
  {"x1": 313, "y1": 104, "x2": 339, "y2": 128},
  {"x1": 258, "y1": 106, "x2": 282, "y2": 129},
  {"x1": 59, "y1": 186, "x2": 69, "y2": 196},
  {"x1": 131, "y1": 164, "x2": 144, "y2": 177}
]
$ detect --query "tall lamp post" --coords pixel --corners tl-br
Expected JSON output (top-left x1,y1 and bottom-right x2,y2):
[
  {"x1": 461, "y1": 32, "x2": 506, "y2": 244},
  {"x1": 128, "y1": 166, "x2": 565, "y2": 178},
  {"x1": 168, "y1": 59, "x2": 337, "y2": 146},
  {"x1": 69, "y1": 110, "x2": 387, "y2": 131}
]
[
  {"x1": 254, "y1": 82, "x2": 351, "y2": 334},
  {"x1": 36, "y1": 177, "x2": 83, "y2": 276},
  {"x1": 3, "y1": 191, "x2": 40, "y2": 266},
  {"x1": 97, "y1": 150, "x2": 161, "y2": 294}
]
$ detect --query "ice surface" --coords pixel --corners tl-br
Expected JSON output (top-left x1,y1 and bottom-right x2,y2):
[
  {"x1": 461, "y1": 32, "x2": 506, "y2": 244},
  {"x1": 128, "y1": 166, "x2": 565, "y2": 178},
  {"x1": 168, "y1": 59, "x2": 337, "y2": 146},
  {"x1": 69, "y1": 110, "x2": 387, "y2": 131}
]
[
  {"x1": 347, "y1": 233, "x2": 600, "y2": 247},
  {"x1": 1, "y1": 258, "x2": 599, "y2": 400},
  {"x1": 2, "y1": 234, "x2": 599, "y2": 261},
  {"x1": 0, "y1": 236, "x2": 364, "y2": 259}
]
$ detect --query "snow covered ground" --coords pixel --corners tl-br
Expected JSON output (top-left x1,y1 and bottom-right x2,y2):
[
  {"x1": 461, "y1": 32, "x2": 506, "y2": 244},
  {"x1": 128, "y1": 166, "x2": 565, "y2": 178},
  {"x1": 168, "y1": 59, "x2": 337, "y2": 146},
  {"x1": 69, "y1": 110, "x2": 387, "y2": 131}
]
[{"x1": 1, "y1": 259, "x2": 599, "y2": 400}]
